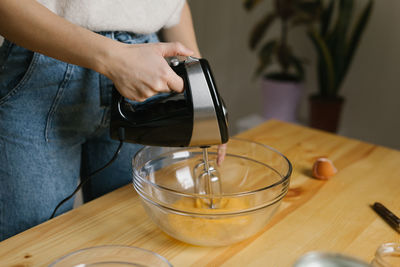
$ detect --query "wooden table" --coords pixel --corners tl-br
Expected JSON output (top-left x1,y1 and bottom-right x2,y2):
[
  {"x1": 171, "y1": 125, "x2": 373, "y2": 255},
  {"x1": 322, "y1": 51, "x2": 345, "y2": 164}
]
[{"x1": 1, "y1": 120, "x2": 399, "y2": 266}]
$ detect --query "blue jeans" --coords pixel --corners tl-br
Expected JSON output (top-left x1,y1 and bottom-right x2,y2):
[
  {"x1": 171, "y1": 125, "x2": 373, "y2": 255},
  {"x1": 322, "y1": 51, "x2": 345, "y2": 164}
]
[{"x1": 0, "y1": 32, "x2": 159, "y2": 241}]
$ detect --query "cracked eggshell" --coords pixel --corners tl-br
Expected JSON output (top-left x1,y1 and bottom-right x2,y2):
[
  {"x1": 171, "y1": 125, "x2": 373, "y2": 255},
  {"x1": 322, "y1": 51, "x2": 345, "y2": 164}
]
[{"x1": 312, "y1": 157, "x2": 337, "y2": 180}]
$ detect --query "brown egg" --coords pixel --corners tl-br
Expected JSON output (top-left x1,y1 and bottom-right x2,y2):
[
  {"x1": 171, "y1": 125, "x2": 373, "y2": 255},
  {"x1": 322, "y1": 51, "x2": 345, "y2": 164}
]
[{"x1": 312, "y1": 157, "x2": 337, "y2": 180}]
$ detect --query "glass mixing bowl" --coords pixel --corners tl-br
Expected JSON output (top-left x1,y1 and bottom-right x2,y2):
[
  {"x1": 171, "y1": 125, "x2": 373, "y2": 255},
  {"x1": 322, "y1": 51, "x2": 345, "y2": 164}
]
[
  {"x1": 133, "y1": 138, "x2": 292, "y2": 246},
  {"x1": 49, "y1": 245, "x2": 172, "y2": 267}
]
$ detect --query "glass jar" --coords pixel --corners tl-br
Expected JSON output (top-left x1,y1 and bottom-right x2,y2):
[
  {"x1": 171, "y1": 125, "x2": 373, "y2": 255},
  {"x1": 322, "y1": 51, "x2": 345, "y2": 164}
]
[
  {"x1": 371, "y1": 243, "x2": 400, "y2": 267},
  {"x1": 293, "y1": 252, "x2": 370, "y2": 267}
]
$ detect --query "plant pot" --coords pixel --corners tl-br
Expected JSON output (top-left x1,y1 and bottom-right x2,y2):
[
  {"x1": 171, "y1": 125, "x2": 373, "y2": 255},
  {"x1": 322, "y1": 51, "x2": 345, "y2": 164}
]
[
  {"x1": 309, "y1": 95, "x2": 345, "y2": 133},
  {"x1": 261, "y1": 78, "x2": 303, "y2": 123}
]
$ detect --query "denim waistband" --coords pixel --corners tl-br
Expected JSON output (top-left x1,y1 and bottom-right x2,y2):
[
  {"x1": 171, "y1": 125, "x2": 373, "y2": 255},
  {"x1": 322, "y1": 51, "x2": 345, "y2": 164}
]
[{"x1": 96, "y1": 31, "x2": 158, "y2": 44}]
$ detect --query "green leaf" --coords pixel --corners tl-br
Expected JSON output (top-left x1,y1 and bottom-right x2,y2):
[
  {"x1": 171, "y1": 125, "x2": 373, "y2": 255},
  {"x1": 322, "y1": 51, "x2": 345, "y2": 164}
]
[
  {"x1": 291, "y1": 12, "x2": 316, "y2": 27},
  {"x1": 339, "y1": 0, "x2": 373, "y2": 90},
  {"x1": 291, "y1": 0, "x2": 322, "y2": 27},
  {"x1": 243, "y1": 0, "x2": 263, "y2": 11},
  {"x1": 308, "y1": 29, "x2": 335, "y2": 96},
  {"x1": 249, "y1": 12, "x2": 277, "y2": 50},
  {"x1": 254, "y1": 40, "x2": 278, "y2": 77},
  {"x1": 297, "y1": 0, "x2": 322, "y2": 16},
  {"x1": 277, "y1": 42, "x2": 292, "y2": 74},
  {"x1": 329, "y1": 0, "x2": 354, "y2": 93},
  {"x1": 275, "y1": 0, "x2": 296, "y2": 20},
  {"x1": 320, "y1": 0, "x2": 334, "y2": 37}
]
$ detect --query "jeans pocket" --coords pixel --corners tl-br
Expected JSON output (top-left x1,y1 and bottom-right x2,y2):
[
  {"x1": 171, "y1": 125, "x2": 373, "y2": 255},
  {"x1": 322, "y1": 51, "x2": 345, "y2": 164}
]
[{"x1": 0, "y1": 43, "x2": 41, "y2": 105}]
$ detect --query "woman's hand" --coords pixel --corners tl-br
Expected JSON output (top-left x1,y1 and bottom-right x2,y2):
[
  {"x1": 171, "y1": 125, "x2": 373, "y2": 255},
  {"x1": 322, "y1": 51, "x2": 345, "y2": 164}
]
[{"x1": 104, "y1": 41, "x2": 193, "y2": 102}]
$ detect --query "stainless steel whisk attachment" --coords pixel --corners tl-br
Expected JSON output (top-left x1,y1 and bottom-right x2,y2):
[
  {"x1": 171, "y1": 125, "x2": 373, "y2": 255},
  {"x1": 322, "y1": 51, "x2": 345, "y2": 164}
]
[{"x1": 193, "y1": 147, "x2": 222, "y2": 208}]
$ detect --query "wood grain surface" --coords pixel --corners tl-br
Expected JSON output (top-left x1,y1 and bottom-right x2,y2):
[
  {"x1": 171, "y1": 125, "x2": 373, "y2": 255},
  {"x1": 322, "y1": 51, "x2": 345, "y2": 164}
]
[{"x1": 0, "y1": 120, "x2": 399, "y2": 266}]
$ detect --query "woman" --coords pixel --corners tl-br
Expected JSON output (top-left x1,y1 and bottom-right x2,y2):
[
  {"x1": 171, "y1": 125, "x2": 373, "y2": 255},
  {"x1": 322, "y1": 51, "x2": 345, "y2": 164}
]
[{"x1": 0, "y1": 0, "x2": 226, "y2": 241}]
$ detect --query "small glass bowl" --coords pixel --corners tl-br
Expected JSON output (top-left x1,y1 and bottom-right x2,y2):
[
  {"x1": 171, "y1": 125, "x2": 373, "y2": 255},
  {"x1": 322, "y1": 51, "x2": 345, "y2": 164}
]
[
  {"x1": 49, "y1": 245, "x2": 172, "y2": 267},
  {"x1": 132, "y1": 138, "x2": 292, "y2": 246}
]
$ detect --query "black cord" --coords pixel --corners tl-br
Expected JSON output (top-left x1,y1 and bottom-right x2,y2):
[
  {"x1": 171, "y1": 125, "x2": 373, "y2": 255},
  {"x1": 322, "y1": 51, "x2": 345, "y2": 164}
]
[{"x1": 49, "y1": 139, "x2": 124, "y2": 219}]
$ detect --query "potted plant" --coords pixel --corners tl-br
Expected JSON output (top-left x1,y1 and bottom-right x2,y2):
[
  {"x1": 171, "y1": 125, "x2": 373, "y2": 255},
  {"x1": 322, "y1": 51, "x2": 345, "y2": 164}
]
[
  {"x1": 307, "y1": 0, "x2": 374, "y2": 132},
  {"x1": 244, "y1": 0, "x2": 320, "y2": 123}
]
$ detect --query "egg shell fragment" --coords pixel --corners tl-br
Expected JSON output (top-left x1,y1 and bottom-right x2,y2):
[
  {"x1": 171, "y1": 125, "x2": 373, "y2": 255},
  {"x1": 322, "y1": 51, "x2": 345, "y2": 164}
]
[{"x1": 312, "y1": 157, "x2": 337, "y2": 180}]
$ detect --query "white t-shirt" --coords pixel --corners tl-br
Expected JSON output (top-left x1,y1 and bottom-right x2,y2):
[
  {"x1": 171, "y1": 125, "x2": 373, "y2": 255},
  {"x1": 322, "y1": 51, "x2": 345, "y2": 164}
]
[{"x1": 37, "y1": 0, "x2": 186, "y2": 34}]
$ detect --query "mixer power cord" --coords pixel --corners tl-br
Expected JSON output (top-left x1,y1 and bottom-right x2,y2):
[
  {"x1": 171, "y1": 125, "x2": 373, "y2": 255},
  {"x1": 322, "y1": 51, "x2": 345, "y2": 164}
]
[{"x1": 49, "y1": 129, "x2": 125, "y2": 219}]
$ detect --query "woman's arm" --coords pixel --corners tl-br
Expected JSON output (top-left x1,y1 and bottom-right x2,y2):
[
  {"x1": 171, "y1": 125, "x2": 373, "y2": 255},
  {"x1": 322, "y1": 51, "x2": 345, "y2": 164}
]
[
  {"x1": 162, "y1": 2, "x2": 201, "y2": 57},
  {"x1": 0, "y1": 0, "x2": 193, "y2": 101}
]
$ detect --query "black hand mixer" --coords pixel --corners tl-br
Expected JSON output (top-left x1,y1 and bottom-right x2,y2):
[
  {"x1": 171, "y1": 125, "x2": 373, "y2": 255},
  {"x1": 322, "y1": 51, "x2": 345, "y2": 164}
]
[
  {"x1": 50, "y1": 57, "x2": 228, "y2": 218},
  {"x1": 110, "y1": 56, "x2": 229, "y2": 208},
  {"x1": 109, "y1": 56, "x2": 229, "y2": 147}
]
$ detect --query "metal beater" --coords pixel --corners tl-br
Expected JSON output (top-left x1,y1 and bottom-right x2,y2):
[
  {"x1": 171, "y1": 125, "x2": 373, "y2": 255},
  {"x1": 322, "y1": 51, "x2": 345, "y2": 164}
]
[{"x1": 193, "y1": 147, "x2": 222, "y2": 208}]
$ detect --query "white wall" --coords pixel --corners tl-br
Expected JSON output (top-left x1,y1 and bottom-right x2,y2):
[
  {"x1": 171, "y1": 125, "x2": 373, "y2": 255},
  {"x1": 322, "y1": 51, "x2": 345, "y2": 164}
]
[
  {"x1": 334, "y1": 2, "x2": 400, "y2": 149},
  {"x1": 189, "y1": 0, "x2": 400, "y2": 150},
  {"x1": 188, "y1": 0, "x2": 266, "y2": 134}
]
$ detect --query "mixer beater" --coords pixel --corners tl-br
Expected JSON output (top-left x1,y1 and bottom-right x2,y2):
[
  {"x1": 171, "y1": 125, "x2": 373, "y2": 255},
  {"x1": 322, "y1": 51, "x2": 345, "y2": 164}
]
[{"x1": 193, "y1": 147, "x2": 222, "y2": 209}]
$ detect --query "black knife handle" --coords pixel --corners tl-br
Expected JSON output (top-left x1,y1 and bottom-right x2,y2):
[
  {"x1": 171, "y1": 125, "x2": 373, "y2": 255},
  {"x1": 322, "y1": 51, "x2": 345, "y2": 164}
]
[{"x1": 372, "y1": 202, "x2": 400, "y2": 232}]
